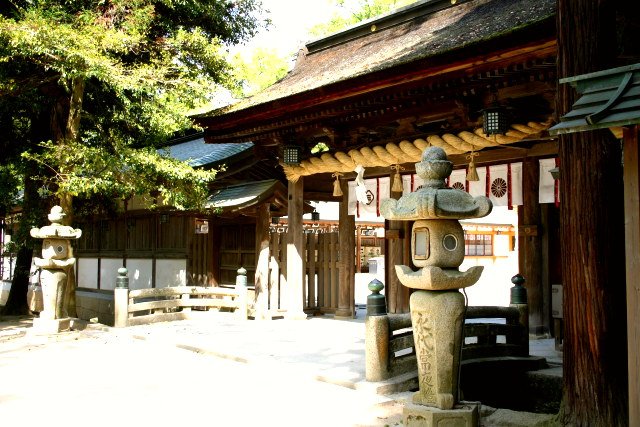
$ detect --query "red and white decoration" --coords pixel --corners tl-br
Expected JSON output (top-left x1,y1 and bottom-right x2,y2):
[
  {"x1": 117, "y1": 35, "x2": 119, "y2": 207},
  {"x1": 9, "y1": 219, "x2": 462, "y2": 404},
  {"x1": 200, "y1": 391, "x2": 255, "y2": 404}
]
[
  {"x1": 538, "y1": 158, "x2": 559, "y2": 204},
  {"x1": 348, "y1": 177, "x2": 390, "y2": 221},
  {"x1": 399, "y1": 162, "x2": 523, "y2": 208}
]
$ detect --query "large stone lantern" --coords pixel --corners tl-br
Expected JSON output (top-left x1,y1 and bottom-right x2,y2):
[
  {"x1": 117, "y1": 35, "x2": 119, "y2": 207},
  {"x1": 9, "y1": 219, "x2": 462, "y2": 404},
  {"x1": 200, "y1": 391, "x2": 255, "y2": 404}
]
[
  {"x1": 30, "y1": 206, "x2": 82, "y2": 333},
  {"x1": 381, "y1": 147, "x2": 492, "y2": 425}
]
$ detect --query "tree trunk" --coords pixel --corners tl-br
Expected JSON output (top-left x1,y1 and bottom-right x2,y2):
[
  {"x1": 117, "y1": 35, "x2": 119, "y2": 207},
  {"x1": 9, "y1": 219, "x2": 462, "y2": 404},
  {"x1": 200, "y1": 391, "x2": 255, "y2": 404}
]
[
  {"x1": 557, "y1": 0, "x2": 629, "y2": 424},
  {"x1": 1, "y1": 160, "x2": 41, "y2": 315}
]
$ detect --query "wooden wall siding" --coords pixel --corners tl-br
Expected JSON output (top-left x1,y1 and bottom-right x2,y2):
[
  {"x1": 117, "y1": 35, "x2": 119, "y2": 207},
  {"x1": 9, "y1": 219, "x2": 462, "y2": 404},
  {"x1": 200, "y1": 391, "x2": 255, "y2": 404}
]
[
  {"x1": 189, "y1": 230, "x2": 213, "y2": 286},
  {"x1": 157, "y1": 215, "x2": 189, "y2": 251},
  {"x1": 219, "y1": 224, "x2": 256, "y2": 285},
  {"x1": 127, "y1": 216, "x2": 153, "y2": 251}
]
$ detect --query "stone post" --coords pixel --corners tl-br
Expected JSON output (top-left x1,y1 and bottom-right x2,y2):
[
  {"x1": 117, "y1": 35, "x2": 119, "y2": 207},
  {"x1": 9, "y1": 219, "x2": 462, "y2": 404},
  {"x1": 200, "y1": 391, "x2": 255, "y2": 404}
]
[
  {"x1": 365, "y1": 279, "x2": 390, "y2": 381},
  {"x1": 114, "y1": 267, "x2": 129, "y2": 328},
  {"x1": 236, "y1": 267, "x2": 248, "y2": 320}
]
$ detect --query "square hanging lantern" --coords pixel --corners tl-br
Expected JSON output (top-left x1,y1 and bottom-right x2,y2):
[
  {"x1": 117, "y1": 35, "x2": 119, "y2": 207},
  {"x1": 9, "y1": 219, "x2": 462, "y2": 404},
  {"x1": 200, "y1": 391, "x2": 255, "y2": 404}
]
[
  {"x1": 283, "y1": 145, "x2": 301, "y2": 165},
  {"x1": 482, "y1": 106, "x2": 509, "y2": 135},
  {"x1": 271, "y1": 216, "x2": 280, "y2": 225},
  {"x1": 311, "y1": 210, "x2": 320, "y2": 222}
]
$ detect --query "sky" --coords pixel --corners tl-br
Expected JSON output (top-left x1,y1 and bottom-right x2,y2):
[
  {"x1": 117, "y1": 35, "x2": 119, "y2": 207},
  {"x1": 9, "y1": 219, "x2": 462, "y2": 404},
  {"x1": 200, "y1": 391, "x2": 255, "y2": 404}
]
[{"x1": 236, "y1": 0, "x2": 337, "y2": 57}]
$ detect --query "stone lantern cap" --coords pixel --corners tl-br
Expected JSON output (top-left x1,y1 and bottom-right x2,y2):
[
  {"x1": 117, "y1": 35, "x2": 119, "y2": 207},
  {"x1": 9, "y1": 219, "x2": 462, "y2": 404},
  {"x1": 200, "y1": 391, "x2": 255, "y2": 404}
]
[
  {"x1": 381, "y1": 147, "x2": 492, "y2": 220},
  {"x1": 30, "y1": 206, "x2": 82, "y2": 240}
]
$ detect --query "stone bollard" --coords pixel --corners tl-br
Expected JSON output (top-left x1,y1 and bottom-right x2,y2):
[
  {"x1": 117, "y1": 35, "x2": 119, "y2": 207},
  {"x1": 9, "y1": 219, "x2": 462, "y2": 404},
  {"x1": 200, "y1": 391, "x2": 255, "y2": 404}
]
[
  {"x1": 365, "y1": 279, "x2": 390, "y2": 382},
  {"x1": 114, "y1": 267, "x2": 129, "y2": 328},
  {"x1": 510, "y1": 273, "x2": 529, "y2": 350},
  {"x1": 235, "y1": 267, "x2": 248, "y2": 320}
]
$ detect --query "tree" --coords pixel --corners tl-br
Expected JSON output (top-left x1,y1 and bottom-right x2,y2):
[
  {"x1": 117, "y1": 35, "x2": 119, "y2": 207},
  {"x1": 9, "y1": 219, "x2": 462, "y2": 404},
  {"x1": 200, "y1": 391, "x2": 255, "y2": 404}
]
[
  {"x1": 555, "y1": 0, "x2": 639, "y2": 424},
  {"x1": 0, "y1": 0, "x2": 266, "y2": 314},
  {"x1": 229, "y1": 47, "x2": 290, "y2": 97}
]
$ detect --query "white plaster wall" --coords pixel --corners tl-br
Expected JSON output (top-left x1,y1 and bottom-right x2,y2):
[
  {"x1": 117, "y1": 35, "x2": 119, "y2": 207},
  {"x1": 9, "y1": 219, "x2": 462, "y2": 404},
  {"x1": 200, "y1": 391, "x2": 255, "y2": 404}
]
[
  {"x1": 155, "y1": 259, "x2": 187, "y2": 287},
  {"x1": 100, "y1": 258, "x2": 124, "y2": 291},
  {"x1": 0, "y1": 280, "x2": 11, "y2": 305},
  {"x1": 77, "y1": 258, "x2": 99, "y2": 289},
  {"x1": 127, "y1": 259, "x2": 153, "y2": 290},
  {"x1": 461, "y1": 251, "x2": 519, "y2": 307}
]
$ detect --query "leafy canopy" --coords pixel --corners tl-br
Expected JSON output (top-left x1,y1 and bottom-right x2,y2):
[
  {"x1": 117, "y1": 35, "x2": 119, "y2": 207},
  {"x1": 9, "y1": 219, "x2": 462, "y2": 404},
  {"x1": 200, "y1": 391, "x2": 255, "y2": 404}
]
[{"x1": 0, "y1": 0, "x2": 266, "y2": 211}]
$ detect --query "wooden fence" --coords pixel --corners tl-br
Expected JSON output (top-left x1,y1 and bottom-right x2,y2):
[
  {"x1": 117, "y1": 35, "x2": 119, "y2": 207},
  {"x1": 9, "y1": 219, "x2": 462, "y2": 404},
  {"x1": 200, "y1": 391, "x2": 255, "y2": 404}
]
[
  {"x1": 114, "y1": 286, "x2": 248, "y2": 327},
  {"x1": 268, "y1": 231, "x2": 340, "y2": 315}
]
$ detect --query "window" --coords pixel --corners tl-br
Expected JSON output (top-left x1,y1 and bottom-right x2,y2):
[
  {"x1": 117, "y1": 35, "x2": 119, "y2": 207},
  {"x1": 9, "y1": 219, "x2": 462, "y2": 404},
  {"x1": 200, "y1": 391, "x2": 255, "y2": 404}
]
[{"x1": 464, "y1": 233, "x2": 493, "y2": 256}]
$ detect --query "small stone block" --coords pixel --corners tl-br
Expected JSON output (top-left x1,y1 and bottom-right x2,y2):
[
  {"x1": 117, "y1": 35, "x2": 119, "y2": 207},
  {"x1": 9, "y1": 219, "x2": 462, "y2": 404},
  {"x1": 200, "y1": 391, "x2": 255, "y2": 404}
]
[
  {"x1": 403, "y1": 401, "x2": 479, "y2": 427},
  {"x1": 32, "y1": 317, "x2": 71, "y2": 334}
]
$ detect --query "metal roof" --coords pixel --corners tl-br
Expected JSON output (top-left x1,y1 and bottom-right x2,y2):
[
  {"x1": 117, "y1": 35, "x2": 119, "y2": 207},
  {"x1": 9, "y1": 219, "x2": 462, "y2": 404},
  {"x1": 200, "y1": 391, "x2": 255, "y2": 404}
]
[
  {"x1": 206, "y1": 180, "x2": 283, "y2": 210},
  {"x1": 550, "y1": 63, "x2": 640, "y2": 135},
  {"x1": 161, "y1": 137, "x2": 254, "y2": 167}
]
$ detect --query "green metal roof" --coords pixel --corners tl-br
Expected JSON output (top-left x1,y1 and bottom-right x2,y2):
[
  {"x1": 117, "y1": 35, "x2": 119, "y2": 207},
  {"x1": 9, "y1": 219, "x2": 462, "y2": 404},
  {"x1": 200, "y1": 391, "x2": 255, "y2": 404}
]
[
  {"x1": 206, "y1": 180, "x2": 283, "y2": 210},
  {"x1": 550, "y1": 63, "x2": 640, "y2": 135}
]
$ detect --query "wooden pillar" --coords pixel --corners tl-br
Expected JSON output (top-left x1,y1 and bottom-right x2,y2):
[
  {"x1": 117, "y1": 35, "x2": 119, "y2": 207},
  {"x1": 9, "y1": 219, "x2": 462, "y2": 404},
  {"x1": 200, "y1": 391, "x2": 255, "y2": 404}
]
[
  {"x1": 623, "y1": 126, "x2": 640, "y2": 427},
  {"x1": 385, "y1": 186, "x2": 410, "y2": 314},
  {"x1": 286, "y1": 178, "x2": 307, "y2": 319},
  {"x1": 517, "y1": 157, "x2": 546, "y2": 335},
  {"x1": 336, "y1": 179, "x2": 355, "y2": 318},
  {"x1": 254, "y1": 203, "x2": 270, "y2": 320}
]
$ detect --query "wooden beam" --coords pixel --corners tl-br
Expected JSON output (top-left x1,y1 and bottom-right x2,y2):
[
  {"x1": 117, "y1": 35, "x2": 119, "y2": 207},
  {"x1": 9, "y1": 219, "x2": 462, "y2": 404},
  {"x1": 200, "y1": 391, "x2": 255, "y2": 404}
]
[
  {"x1": 623, "y1": 126, "x2": 640, "y2": 427},
  {"x1": 336, "y1": 180, "x2": 355, "y2": 318}
]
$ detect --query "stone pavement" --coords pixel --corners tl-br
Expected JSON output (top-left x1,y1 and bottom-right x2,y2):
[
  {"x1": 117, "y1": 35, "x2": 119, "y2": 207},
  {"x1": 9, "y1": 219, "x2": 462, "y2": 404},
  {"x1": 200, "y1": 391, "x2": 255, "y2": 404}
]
[{"x1": 0, "y1": 310, "x2": 562, "y2": 426}]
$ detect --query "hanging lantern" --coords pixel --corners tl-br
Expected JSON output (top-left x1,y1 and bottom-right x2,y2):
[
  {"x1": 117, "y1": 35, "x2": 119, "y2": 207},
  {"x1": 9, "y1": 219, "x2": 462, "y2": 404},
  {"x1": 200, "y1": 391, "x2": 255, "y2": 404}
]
[
  {"x1": 271, "y1": 216, "x2": 280, "y2": 225},
  {"x1": 283, "y1": 145, "x2": 301, "y2": 165},
  {"x1": 391, "y1": 164, "x2": 405, "y2": 193},
  {"x1": 311, "y1": 210, "x2": 320, "y2": 222},
  {"x1": 466, "y1": 152, "x2": 479, "y2": 181},
  {"x1": 332, "y1": 172, "x2": 343, "y2": 197},
  {"x1": 482, "y1": 105, "x2": 509, "y2": 136}
]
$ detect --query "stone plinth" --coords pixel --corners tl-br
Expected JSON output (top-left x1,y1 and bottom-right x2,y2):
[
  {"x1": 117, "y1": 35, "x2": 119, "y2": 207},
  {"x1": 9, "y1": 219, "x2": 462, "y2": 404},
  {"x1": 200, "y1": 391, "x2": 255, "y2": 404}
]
[
  {"x1": 410, "y1": 290, "x2": 464, "y2": 409},
  {"x1": 403, "y1": 401, "x2": 479, "y2": 427},
  {"x1": 32, "y1": 317, "x2": 71, "y2": 334}
]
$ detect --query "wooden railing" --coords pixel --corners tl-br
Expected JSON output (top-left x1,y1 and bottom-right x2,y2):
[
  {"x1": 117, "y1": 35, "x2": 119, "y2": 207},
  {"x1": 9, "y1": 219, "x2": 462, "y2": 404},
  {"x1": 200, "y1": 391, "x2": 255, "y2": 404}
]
[{"x1": 365, "y1": 294, "x2": 528, "y2": 382}]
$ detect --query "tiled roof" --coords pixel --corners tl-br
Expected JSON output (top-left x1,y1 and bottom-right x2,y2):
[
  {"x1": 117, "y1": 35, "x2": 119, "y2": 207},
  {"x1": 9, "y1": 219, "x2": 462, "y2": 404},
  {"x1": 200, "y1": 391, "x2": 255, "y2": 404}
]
[
  {"x1": 161, "y1": 137, "x2": 253, "y2": 167},
  {"x1": 206, "y1": 180, "x2": 282, "y2": 209},
  {"x1": 199, "y1": 0, "x2": 555, "y2": 118}
]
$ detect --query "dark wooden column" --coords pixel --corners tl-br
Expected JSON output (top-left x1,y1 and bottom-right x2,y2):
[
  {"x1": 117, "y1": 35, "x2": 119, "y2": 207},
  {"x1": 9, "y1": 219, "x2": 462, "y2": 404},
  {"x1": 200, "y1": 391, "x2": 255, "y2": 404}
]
[
  {"x1": 385, "y1": 187, "x2": 410, "y2": 313},
  {"x1": 336, "y1": 179, "x2": 355, "y2": 318},
  {"x1": 254, "y1": 202, "x2": 270, "y2": 319},
  {"x1": 623, "y1": 125, "x2": 640, "y2": 427},
  {"x1": 286, "y1": 178, "x2": 307, "y2": 319},
  {"x1": 517, "y1": 157, "x2": 546, "y2": 335}
]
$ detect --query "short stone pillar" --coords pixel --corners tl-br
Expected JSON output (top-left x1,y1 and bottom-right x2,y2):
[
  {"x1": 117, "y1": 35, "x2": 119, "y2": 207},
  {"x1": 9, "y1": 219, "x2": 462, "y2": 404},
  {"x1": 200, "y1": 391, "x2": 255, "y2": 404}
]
[
  {"x1": 365, "y1": 279, "x2": 390, "y2": 381},
  {"x1": 381, "y1": 147, "x2": 492, "y2": 426},
  {"x1": 510, "y1": 273, "x2": 529, "y2": 350},
  {"x1": 236, "y1": 267, "x2": 248, "y2": 320},
  {"x1": 30, "y1": 206, "x2": 82, "y2": 334},
  {"x1": 114, "y1": 268, "x2": 129, "y2": 328}
]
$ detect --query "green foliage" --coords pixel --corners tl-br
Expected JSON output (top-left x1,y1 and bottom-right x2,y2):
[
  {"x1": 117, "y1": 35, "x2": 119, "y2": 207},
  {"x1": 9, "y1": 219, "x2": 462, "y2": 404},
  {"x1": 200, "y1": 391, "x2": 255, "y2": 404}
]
[
  {"x1": 0, "y1": 0, "x2": 265, "y2": 212},
  {"x1": 229, "y1": 47, "x2": 290, "y2": 97},
  {"x1": 309, "y1": 0, "x2": 418, "y2": 38}
]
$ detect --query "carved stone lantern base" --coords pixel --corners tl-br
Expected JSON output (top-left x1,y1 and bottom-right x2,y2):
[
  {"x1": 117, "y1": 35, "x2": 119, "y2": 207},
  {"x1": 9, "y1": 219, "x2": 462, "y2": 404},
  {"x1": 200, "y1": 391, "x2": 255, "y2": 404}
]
[
  {"x1": 403, "y1": 401, "x2": 479, "y2": 427},
  {"x1": 410, "y1": 290, "x2": 465, "y2": 410}
]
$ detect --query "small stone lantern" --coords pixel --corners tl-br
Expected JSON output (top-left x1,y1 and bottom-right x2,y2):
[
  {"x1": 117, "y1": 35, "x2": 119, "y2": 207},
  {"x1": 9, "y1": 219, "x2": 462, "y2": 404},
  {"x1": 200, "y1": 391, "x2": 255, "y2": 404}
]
[
  {"x1": 381, "y1": 147, "x2": 492, "y2": 424},
  {"x1": 30, "y1": 206, "x2": 82, "y2": 333}
]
